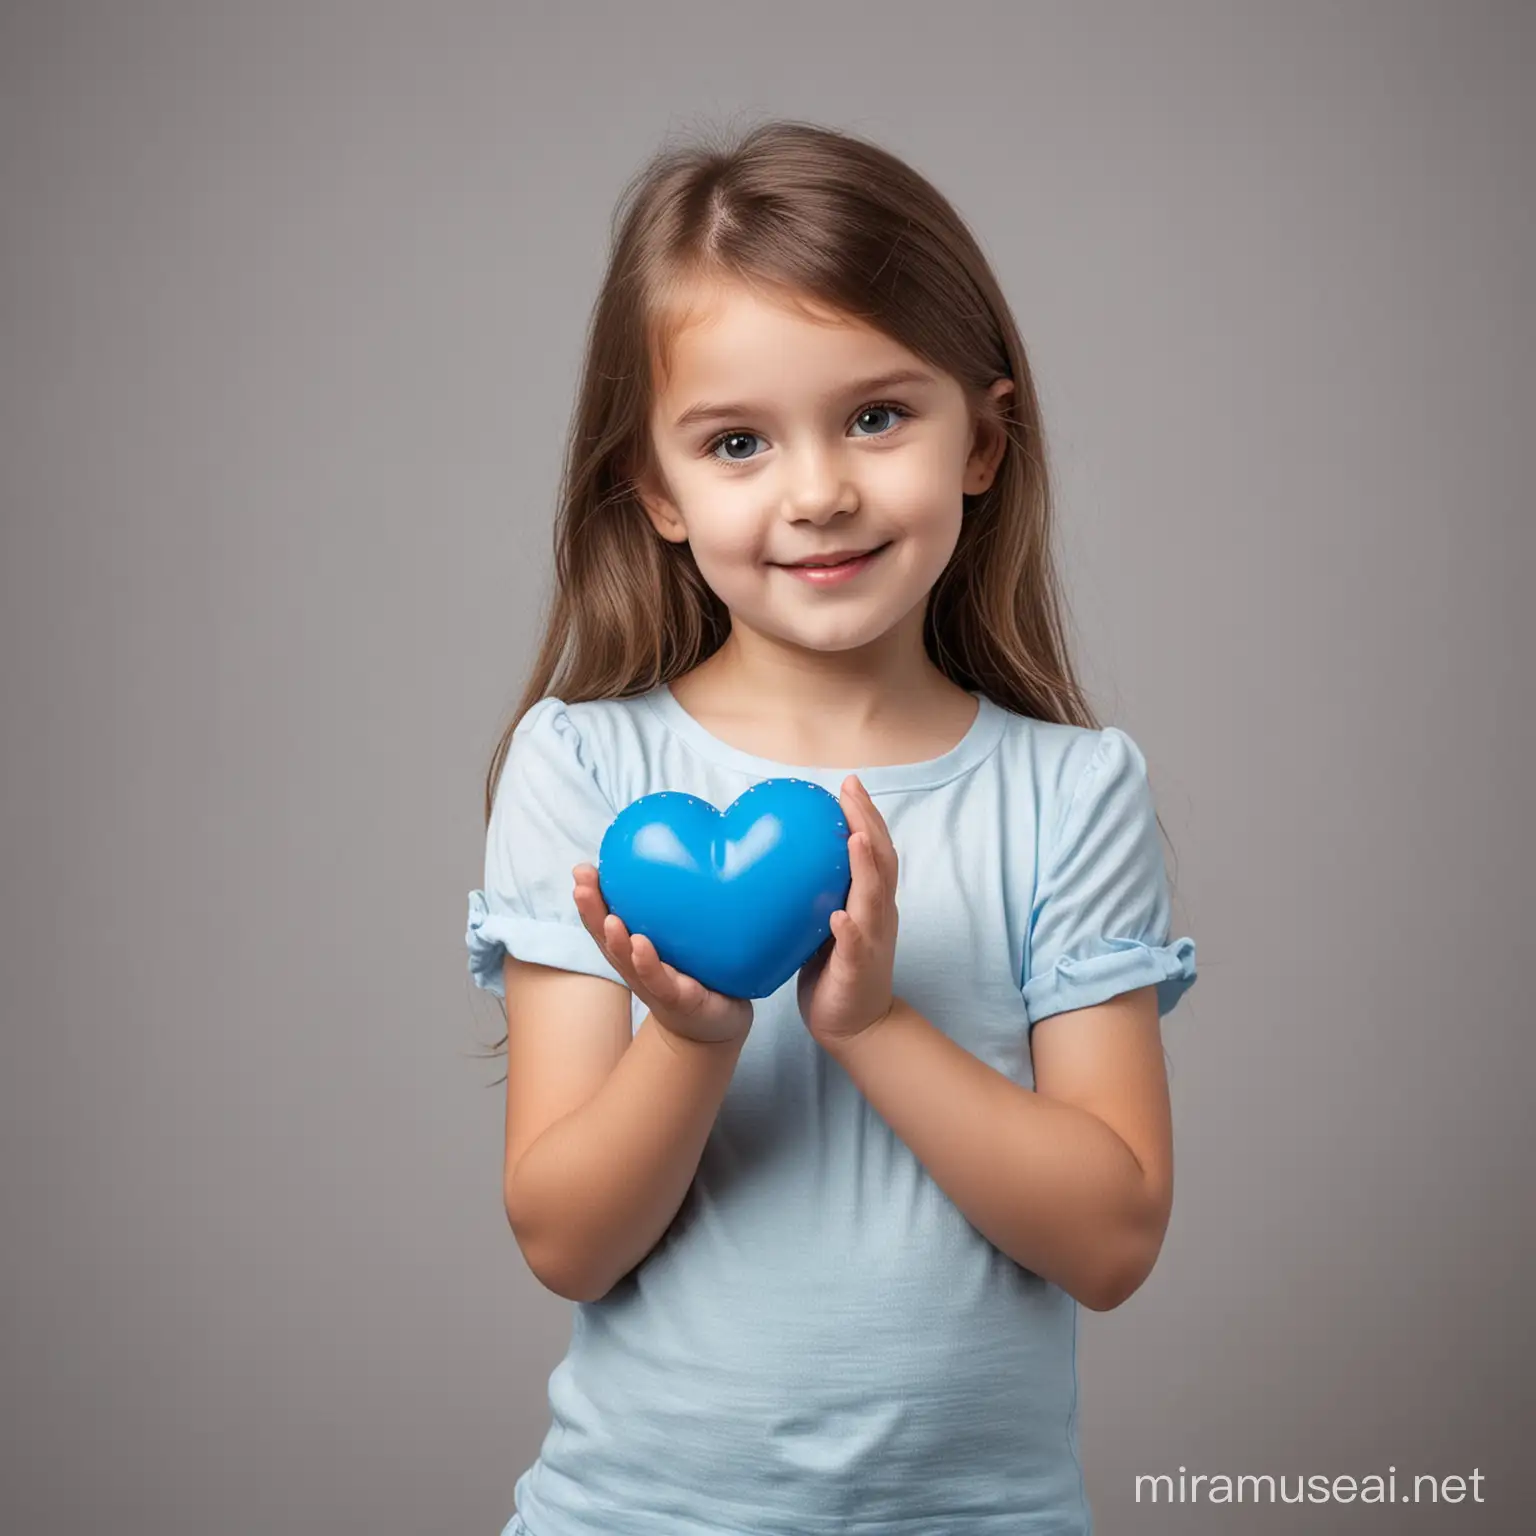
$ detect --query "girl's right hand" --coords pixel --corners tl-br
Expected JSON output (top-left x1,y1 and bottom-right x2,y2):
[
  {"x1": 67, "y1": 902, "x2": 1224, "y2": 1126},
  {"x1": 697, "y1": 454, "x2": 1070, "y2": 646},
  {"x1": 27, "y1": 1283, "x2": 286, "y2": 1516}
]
[{"x1": 572, "y1": 863, "x2": 754, "y2": 1046}]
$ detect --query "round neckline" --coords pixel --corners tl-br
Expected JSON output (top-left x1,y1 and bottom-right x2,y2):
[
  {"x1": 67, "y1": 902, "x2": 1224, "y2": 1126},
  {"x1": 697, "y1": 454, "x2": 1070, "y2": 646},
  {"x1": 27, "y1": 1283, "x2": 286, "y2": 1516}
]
[{"x1": 640, "y1": 681, "x2": 1007, "y2": 793}]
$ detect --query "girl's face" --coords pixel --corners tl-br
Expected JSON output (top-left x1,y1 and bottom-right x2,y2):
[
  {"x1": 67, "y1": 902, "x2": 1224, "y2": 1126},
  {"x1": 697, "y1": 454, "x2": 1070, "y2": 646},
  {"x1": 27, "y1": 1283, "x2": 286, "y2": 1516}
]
[{"x1": 638, "y1": 281, "x2": 1013, "y2": 662}]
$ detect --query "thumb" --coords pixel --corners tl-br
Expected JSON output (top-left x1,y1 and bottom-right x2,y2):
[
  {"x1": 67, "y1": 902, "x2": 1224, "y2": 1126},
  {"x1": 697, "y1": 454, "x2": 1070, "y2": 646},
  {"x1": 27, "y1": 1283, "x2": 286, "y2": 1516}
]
[{"x1": 832, "y1": 908, "x2": 863, "y2": 957}]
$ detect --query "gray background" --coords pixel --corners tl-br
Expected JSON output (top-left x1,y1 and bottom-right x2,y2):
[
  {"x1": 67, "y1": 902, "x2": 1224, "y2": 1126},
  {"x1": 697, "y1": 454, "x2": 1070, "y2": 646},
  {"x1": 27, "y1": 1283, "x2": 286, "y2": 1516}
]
[{"x1": 2, "y1": 2, "x2": 1530, "y2": 1533}]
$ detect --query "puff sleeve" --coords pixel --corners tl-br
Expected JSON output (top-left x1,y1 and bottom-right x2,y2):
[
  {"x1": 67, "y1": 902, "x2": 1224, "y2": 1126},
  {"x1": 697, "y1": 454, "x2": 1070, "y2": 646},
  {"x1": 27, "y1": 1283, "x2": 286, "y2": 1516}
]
[
  {"x1": 1021, "y1": 726, "x2": 1197, "y2": 1029},
  {"x1": 465, "y1": 696, "x2": 626, "y2": 999}
]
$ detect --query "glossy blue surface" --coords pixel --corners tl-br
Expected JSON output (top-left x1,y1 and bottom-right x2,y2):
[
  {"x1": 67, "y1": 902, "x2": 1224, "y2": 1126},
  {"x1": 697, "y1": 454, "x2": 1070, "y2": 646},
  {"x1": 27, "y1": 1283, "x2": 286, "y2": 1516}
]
[{"x1": 597, "y1": 777, "x2": 852, "y2": 1000}]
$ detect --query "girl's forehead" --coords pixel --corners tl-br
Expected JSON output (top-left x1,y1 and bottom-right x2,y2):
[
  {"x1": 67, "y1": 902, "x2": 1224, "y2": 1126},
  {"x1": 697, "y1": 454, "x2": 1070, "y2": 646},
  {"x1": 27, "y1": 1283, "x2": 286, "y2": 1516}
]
[
  {"x1": 660, "y1": 279, "x2": 855, "y2": 348},
  {"x1": 652, "y1": 282, "x2": 908, "y2": 397}
]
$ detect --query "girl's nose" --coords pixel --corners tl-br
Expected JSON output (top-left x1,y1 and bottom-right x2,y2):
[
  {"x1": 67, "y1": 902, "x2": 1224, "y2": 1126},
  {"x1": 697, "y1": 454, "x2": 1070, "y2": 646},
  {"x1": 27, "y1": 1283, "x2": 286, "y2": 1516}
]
[{"x1": 782, "y1": 446, "x2": 857, "y2": 522}]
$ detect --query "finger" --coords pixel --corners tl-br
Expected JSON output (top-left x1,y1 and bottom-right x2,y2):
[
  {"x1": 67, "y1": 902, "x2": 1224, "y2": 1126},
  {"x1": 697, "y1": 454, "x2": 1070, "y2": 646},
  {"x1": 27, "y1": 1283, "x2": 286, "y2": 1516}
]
[
  {"x1": 578, "y1": 907, "x2": 637, "y2": 993},
  {"x1": 573, "y1": 892, "x2": 616, "y2": 963},
  {"x1": 628, "y1": 930, "x2": 668, "y2": 993},
  {"x1": 842, "y1": 779, "x2": 874, "y2": 869},
  {"x1": 631, "y1": 931, "x2": 673, "y2": 985},
  {"x1": 633, "y1": 932, "x2": 709, "y2": 1013},
  {"x1": 839, "y1": 787, "x2": 860, "y2": 855},
  {"x1": 843, "y1": 776, "x2": 874, "y2": 844},
  {"x1": 852, "y1": 779, "x2": 898, "y2": 886},
  {"x1": 854, "y1": 830, "x2": 896, "y2": 940},
  {"x1": 847, "y1": 832, "x2": 884, "y2": 930},
  {"x1": 602, "y1": 912, "x2": 639, "y2": 976},
  {"x1": 572, "y1": 865, "x2": 607, "y2": 910},
  {"x1": 832, "y1": 906, "x2": 864, "y2": 958},
  {"x1": 660, "y1": 956, "x2": 705, "y2": 1010},
  {"x1": 571, "y1": 882, "x2": 606, "y2": 944}
]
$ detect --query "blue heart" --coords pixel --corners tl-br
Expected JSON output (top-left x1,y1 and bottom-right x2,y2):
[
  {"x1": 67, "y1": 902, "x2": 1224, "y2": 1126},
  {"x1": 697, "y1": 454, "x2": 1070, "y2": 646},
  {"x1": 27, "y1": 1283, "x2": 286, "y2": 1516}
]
[{"x1": 597, "y1": 778, "x2": 852, "y2": 1000}]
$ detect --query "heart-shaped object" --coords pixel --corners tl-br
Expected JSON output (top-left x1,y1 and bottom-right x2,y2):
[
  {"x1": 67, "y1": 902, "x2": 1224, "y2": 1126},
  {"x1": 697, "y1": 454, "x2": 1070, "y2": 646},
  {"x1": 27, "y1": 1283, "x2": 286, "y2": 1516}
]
[{"x1": 597, "y1": 778, "x2": 852, "y2": 999}]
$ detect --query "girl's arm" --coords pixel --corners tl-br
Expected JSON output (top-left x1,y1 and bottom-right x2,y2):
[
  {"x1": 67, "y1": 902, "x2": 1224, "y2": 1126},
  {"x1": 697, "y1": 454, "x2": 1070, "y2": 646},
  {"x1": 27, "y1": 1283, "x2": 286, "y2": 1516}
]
[
  {"x1": 825, "y1": 984, "x2": 1173, "y2": 1311},
  {"x1": 507, "y1": 1007, "x2": 747, "y2": 1303}
]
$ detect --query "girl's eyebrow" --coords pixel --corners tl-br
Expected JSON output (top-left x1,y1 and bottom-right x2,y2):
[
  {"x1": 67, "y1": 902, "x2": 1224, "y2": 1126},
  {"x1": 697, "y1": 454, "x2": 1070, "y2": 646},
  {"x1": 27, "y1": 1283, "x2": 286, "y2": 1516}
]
[{"x1": 671, "y1": 368, "x2": 938, "y2": 431}]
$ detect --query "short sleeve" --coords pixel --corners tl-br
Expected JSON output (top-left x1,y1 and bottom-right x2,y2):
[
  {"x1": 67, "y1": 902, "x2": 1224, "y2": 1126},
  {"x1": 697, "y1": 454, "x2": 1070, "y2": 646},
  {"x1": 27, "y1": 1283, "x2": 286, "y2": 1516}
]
[
  {"x1": 465, "y1": 696, "x2": 627, "y2": 999},
  {"x1": 1021, "y1": 726, "x2": 1197, "y2": 1029}
]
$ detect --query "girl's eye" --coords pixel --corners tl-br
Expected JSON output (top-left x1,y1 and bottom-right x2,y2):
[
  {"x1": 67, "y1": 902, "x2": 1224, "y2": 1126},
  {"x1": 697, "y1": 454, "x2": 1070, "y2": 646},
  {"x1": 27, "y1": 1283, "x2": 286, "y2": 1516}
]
[{"x1": 703, "y1": 401, "x2": 913, "y2": 466}]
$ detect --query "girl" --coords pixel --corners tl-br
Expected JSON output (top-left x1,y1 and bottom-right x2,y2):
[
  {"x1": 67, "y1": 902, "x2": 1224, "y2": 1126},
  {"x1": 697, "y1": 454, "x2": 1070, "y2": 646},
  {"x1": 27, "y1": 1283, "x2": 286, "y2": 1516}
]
[{"x1": 467, "y1": 118, "x2": 1197, "y2": 1536}]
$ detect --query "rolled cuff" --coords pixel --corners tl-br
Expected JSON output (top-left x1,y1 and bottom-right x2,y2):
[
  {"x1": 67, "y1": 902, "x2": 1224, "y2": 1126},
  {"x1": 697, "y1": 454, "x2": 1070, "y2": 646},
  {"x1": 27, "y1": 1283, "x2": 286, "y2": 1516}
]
[
  {"x1": 466, "y1": 888, "x2": 627, "y2": 998},
  {"x1": 1022, "y1": 935, "x2": 1197, "y2": 1029}
]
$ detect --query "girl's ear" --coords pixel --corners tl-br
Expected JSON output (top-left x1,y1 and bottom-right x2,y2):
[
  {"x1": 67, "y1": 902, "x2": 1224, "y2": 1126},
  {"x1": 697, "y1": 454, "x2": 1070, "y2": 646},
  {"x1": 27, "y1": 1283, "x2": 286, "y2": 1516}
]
[
  {"x1": 635, "y1": 470, "x2": 689, "y2": 545},
  {"x1": 964, "y1": 378, "x2": 1016, "y2": 496}
]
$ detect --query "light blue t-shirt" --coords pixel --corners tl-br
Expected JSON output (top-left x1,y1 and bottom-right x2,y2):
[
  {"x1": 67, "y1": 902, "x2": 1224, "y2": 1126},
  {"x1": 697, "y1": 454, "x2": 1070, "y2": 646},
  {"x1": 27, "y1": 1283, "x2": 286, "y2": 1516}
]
[{"x1": 467, "y1": 683, "x2": 1197, "y2": 1536}]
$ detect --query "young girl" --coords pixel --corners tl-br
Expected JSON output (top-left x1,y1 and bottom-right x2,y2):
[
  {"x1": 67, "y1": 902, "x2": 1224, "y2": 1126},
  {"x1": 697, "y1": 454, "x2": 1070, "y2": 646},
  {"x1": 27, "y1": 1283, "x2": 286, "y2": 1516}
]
[{"x1": 466, "y1": 118, "x2": 1197, "y2": 1536}]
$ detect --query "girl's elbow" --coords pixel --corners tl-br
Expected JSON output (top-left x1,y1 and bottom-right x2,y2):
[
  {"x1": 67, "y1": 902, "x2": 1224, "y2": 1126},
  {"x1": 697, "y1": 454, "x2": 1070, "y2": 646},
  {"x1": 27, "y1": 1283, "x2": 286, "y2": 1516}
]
[
  {"x1": 1083, "y1": 1215, "x2": 1169, "y2": 1311},
  {"x1": 1082, "y1": 1255, "x2": 1152, "y2": 1312}
]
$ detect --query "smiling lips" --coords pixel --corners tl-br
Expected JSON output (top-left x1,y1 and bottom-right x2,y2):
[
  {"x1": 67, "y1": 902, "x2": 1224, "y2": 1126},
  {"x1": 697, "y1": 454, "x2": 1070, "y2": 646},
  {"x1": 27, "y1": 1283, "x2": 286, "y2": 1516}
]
[
  {"x1": 785, "y1": 545, "x2": 881, "y2": 567},
  {"x1": 777, "y1": 543, "x2": 890, "y2": 584}
]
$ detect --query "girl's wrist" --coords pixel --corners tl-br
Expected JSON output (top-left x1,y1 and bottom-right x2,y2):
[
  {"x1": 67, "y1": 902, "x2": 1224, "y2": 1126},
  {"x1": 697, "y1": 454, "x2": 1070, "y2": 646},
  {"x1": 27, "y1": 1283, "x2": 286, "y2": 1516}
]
[{"x1": 650, "y1": 1010, "x2": 751, "y2": 1056}]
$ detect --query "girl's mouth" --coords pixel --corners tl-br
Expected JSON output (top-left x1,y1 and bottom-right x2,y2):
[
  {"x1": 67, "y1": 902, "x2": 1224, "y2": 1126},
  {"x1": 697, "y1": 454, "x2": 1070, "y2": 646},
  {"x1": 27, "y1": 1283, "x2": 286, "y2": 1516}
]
[{"x1": 777, "y1": 543, "x2": 890, "y2": 585}]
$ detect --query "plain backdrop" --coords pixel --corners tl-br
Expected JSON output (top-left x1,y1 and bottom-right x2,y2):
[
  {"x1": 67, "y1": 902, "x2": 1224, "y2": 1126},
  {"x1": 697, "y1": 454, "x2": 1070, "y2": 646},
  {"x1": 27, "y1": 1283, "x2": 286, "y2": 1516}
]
[{"x1": 2, "y1": 3, "x2": 1531, "y2": 1533}]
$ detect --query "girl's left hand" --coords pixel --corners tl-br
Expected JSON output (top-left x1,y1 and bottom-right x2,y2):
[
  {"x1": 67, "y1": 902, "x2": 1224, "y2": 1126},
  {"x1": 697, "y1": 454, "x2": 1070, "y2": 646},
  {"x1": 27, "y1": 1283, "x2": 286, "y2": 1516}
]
[{"x1": 797, "y1": 774, "x2": 900, "y2": 1052}]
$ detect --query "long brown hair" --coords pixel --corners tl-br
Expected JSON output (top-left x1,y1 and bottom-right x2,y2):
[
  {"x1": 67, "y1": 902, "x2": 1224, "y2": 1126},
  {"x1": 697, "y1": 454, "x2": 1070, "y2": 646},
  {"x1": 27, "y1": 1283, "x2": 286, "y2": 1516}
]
[{"x1": 478, "y1": 117, "x2": 1182, "y2": 1047}]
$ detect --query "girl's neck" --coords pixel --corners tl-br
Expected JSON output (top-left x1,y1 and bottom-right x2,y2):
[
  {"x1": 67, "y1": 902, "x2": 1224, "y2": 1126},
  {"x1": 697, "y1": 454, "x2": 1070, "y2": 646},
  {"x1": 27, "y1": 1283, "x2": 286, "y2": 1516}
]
[{"x1": 667, "y1": 652, "x2": 979, "y2": 768}]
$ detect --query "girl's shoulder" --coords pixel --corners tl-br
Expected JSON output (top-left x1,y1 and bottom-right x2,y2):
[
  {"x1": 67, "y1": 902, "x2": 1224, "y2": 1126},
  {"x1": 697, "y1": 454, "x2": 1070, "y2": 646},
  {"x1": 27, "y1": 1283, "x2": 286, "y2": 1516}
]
[
  {"x1": 508, "y1": 689, "x2": 671, "y2": 803},
  {"x1": 989, "y1": 704, "x2": 1139, "y2": 798},
  {"x1": 985, "y1": 713, "x2": 1175, "y2": 878}
]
